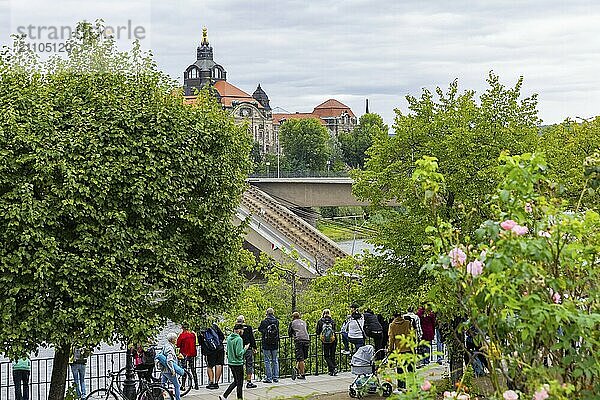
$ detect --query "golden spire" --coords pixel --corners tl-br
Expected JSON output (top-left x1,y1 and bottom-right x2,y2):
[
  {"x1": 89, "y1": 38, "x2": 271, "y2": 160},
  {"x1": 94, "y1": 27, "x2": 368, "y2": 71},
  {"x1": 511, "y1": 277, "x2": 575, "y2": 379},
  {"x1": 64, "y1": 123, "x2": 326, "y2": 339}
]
[{"x1": 201, "y1": 26, "x2": 209, "y2": 46}]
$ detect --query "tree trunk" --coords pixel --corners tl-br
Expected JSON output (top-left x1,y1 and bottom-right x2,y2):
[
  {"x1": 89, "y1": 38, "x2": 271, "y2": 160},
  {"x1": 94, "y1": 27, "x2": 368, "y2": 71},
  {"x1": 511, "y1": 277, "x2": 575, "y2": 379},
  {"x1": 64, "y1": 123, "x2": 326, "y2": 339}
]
[
  {"x1": 48, "y1": 344, "x2": 70, "y2": 400},
  {"x1": 449, "y1": 318, "x2": 464, "y2": 385}
]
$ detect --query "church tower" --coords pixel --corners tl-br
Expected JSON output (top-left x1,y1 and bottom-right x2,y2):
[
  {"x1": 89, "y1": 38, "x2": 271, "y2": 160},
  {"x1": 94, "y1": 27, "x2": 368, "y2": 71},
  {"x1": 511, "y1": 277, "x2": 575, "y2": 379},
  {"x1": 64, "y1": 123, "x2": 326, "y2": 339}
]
[{"x1": 183, "y1": 27, "x2": 227, "y2": 96}]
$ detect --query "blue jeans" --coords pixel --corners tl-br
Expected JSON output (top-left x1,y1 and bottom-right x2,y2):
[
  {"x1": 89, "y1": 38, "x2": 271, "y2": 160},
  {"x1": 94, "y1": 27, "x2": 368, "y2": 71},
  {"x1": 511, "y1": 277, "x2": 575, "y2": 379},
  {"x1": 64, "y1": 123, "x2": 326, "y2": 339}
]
[
  {"x1": 262, "y1": 349, "x2": 279, "y2": 380},
  {"x1": 162, "y1": 371, "x2": 180, "y2": 400},
  {"x1": 70, "y1": 363, "x2": 86, "y2": 399},
  {"x1": 348, "y1": 337, "x2": 364, "y2": 353},
  {"x1": 341, "y1": 331, "x2": 349, "y2": 351},
  {"x1": 435, "y1": 329, "x2": 444, "y2": 362}
]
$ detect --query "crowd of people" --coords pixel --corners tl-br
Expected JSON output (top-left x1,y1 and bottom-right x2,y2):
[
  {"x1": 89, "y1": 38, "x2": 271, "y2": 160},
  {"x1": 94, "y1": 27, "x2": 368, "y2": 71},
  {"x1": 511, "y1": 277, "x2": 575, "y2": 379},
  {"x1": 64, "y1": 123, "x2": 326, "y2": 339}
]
[
  {"x1": 7, "y1": 303, "x2": 443, "y2": 400},
  {"x1": 151, "y1": 303, "x2": 444, "y2": 400}
]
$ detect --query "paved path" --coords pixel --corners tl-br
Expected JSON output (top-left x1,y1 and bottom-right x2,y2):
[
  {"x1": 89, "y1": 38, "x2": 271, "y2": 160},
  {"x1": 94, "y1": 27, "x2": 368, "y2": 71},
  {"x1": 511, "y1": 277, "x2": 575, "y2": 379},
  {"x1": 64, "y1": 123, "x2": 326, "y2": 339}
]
[{"x1": 184, "y1": 364, "x2": 447, "y2": 400}]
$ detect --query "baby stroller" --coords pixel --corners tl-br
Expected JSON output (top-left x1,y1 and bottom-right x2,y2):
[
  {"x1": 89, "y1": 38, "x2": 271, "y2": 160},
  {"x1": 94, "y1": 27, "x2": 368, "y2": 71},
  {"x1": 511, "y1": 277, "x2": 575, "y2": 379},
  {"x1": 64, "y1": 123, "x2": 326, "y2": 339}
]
[{"x1": 348, "y1": 345, "x2": 393, "y2": 398}]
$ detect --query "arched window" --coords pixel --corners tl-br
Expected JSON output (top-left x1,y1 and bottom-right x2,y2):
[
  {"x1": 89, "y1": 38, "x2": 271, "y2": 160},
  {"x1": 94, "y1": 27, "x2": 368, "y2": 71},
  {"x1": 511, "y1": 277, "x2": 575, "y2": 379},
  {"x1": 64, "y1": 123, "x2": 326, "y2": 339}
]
[
  {"x1": 213, "y1": 67, "x2": 221, "y2": 79},
  {"x1": 189, "y1": 67, "x2": 199, "y2": 79}
]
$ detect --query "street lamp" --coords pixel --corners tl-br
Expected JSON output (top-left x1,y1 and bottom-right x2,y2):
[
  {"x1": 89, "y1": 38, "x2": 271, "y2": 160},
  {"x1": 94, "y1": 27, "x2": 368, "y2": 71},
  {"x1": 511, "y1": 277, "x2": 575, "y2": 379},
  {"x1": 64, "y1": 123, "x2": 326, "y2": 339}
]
[
  {"x1": 326, "y1": 160, "x2": 331, "y2": 176},
  {"x1": 123, "y1": 344, "x2": 136, "y2": 399},
  {"x1": 265, "y1": 161, "x2": 270, "y2": 177}
]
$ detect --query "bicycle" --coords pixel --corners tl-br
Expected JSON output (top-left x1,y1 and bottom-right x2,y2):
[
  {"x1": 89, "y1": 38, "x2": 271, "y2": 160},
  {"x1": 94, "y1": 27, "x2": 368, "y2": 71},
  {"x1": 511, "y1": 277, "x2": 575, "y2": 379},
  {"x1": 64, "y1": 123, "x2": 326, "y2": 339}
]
[
  {"x1": 150, "y1": 359, "x2": 193, "y2": 397},
  {"x1": 290, "y1": 366, "x2": 299, "y2": 381},
  {"x1": 86, "y1": 367, "x2": 173, "y2": 400}
]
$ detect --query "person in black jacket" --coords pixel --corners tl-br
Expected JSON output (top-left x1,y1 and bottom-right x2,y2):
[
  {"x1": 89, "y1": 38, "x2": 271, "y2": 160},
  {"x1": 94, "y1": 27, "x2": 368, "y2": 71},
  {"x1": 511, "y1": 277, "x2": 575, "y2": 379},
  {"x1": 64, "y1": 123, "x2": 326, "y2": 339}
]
[
  {"x1": 236, "y1": 315, "x2": 258, "y2": 388},
  {"x1": 364, "y1": 309, "x2": 385, "y2": 360},
  {"x1": 316, "y1": 309, "x2": 337, "y2": 375},
  {"x1": 257, "y1": 308, "x2": 280, "y2": 383}
]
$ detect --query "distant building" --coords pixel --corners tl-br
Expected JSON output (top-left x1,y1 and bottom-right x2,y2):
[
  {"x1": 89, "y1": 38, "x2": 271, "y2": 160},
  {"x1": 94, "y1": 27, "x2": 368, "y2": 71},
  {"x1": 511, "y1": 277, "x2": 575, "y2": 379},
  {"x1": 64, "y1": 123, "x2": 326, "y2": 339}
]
[
  {"x1": 272, "y1": 99, "x2": 357, "y2": 138},
  {"x1": 183, "y1": 28, "x2": 275, "y2": 154},
  {"x1": 182, "y1": 28, "x2": 357, "y2": 154}
]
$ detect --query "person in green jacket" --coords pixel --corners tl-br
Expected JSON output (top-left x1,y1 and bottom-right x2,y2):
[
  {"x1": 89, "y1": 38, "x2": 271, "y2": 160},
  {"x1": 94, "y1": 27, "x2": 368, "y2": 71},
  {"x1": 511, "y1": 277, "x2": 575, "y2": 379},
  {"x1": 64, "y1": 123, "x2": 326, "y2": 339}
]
[
  {"x1": 220, "y1": 324, "x2": 248, "y2": 400},
  {"x1": 12, "y1": 357, "x2": 31, "y2": 400}
]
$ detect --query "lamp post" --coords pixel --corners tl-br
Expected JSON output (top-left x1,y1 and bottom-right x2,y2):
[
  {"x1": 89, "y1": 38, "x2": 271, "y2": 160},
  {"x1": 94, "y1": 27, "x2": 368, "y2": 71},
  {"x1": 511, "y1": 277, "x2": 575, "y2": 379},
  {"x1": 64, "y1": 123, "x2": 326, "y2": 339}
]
[
  {"x1": 123, "y1": 344, "x2": 136, "y2": 400},
  {"x1": 266, "y1": 161, "x2": 270, "y2": 177},
  {"x1": 326, "y1": 160, "x2": 331, "y2": 176}
]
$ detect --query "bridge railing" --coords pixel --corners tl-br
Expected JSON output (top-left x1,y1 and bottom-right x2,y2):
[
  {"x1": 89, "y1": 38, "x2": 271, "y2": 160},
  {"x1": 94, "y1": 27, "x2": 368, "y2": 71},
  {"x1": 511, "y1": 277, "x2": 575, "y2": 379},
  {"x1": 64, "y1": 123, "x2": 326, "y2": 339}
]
[{"x1": 249, "y1": 171, "x2": 350, "y2": 179}]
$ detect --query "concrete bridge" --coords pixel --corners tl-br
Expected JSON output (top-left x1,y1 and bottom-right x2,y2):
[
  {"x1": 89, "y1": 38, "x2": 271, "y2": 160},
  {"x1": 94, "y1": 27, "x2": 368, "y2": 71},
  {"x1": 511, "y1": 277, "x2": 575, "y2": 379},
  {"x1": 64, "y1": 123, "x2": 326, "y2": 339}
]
[
  {"x1": 235, "y1": 185, "x2": 349, "y2": 277},
  {"x1": 246, "y1": 177, "x2": 367, "y2": 207}
]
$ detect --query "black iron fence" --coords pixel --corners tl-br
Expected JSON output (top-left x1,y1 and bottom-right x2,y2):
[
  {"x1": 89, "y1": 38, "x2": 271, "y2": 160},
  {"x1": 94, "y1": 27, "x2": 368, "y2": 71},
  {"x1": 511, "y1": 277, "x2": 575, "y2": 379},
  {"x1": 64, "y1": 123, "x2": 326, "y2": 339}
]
[{"x1": 0, "y1": 333, "x2": 370, "y2": 400}]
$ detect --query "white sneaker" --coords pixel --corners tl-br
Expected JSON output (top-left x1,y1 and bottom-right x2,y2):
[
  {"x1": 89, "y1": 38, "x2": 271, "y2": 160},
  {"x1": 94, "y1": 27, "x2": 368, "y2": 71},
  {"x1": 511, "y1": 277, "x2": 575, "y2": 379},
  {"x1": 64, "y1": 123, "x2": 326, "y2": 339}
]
[
  {"x1": 341, "y1": 350, "x2": 351, "y2": 355},
  {"x1": 392, "y1": 389, "x2": 402, "y2": 395}
]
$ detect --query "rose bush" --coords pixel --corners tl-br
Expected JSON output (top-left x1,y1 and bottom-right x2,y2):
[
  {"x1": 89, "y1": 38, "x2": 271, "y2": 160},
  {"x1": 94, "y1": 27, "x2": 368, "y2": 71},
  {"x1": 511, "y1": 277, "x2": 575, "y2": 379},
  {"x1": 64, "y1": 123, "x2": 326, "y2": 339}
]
[{"x1": 414, "y1": 152, "x2": 599, "y2": 398}]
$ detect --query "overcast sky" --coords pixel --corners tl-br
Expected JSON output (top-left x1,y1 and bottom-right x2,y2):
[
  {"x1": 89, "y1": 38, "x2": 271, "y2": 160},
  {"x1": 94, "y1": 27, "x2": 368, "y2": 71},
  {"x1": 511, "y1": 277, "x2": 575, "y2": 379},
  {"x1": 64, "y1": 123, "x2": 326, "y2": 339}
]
[{"x1": 3, "y1": 0, "x2": 600, "y2": 126}]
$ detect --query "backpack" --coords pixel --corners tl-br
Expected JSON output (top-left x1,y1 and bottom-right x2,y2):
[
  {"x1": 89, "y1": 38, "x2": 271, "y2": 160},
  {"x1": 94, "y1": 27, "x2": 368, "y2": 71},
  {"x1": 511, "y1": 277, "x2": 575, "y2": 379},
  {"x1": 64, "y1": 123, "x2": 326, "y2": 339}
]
[
  {"x1": 264, "y1": 322, "x2": 279, "y2": 345},
  {"x1": 142, "y1": 346, "x2": 156, "y2": 365},
  {"x1": 320, "y1": 321, "x2": 335, "y2": 344},
  {"x1": 203, "y1": 327, "x2": 221, "y2": 353}
]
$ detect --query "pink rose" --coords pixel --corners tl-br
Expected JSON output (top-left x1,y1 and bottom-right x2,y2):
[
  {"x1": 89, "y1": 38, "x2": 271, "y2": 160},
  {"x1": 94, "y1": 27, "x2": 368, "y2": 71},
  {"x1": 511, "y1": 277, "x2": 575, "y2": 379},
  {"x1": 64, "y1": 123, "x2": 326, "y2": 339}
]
[
  {"x1": 443, "y1": 391, "x2": 455, "y2": 399},
  {"x1": 533, "y1": 388, "x2": 549, "y2": 400},
  {"x1": 500, "y1": 219, "x2": 517, "y2": 230},
  {"x1": 466, "y1": 260, "x2": 483, "y2": 277},
  {"x1": 503, "y1": 390, "x2": 519, "y2": 400},
  {"x1": 553, "y1": 292, "x2": 561, "y2": 304},
  {"x1": 511, "y1": 225, "x2": 529, "y2": 236},
  {"x1": 421, "y1": 380, "x2": 432, "y2": 391},
  {"x1": 538, "y1": 230, "x2": 551, "y2": 238},
  {"x1": 525, "y1": 203, "x2": 533, "y2": 213},
  {"x1": 449, "y1": 247, "x2": 467, "y2": 267}
]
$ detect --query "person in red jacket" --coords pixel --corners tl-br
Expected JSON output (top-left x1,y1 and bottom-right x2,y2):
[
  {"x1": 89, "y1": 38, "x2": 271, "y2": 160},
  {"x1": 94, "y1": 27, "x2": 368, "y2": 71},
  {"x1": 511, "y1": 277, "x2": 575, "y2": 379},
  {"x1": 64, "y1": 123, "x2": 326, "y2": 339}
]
[
  {"x1": 177, "y1": 323, "x2": 199, "y2": 390},
  {"x1": 417, "y1": 305, "x2": 436, "y2": 365}
]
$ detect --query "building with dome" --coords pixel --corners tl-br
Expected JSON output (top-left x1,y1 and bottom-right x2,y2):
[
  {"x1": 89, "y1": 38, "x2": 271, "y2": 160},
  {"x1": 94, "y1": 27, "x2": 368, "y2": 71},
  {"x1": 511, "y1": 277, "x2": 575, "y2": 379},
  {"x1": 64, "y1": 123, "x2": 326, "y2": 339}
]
[
  {"x1": 183, "y1": 28, "x2": 357, "y2": 155},
  {"x1": 183, "y1": 28, "x2": 275, "y2": 154}
]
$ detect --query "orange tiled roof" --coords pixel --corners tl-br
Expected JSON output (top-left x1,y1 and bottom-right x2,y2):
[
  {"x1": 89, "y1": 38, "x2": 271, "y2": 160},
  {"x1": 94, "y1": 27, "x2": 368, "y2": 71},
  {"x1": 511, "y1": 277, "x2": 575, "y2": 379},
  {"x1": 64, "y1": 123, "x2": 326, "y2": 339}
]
[
  {"x1": 183, "y1": 81, "x2": 263, "y2": 108},
  {"x1": 312, "y1": 98, "x2": 355, "y2": 118},
  {"x1": 214, "y1": 80, "x2": 263, "y2": 109},
  {"x1": 272, "y1": 112, "x2": 325, "y2": 125}
]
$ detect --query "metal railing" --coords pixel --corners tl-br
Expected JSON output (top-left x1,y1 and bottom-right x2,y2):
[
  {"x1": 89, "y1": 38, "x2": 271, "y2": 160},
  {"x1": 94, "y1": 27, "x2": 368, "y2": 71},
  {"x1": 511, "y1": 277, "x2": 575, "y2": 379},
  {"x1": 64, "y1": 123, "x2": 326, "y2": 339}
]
[
  {"x1": 0, "y1": 333, "x2": 368, "y2": 400},
  {"x1": 249, "y1": 171, "x2": 350, "y2": 179}
]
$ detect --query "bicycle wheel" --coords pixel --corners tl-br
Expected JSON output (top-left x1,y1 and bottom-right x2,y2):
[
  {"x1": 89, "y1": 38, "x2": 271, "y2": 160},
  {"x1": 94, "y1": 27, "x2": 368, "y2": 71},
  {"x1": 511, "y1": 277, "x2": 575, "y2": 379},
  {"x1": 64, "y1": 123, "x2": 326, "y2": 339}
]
[
  {"x1": 291, "y1": 366, "x2": 297, "y2": 381},
  {"x1": 137, "y1": 385, "x2": 174, "y2": 400},
  {"x1": 177, "y1": 370, "x2": 193, "y2": 397},
  {"x1": 86, "y1": 388, "x2": 118, "y2": 400}
]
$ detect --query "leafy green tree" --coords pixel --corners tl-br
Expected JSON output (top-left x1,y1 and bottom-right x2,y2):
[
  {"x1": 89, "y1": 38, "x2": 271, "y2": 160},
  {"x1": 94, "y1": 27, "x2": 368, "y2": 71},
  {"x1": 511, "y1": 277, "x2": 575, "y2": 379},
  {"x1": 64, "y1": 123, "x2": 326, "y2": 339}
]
[
  {"x1": 0, "y1": 22, "x2": 251, "y2": 400},
  {"x1": 279, "y1": 118, "x2": 332, "y2": 172},
  {"x1": 538, "y1": 118, "x2": 600, "y2": 210},
  {"x1": 352, "y1": 73, "x2": 541, "y2": 316},
  {"x1": 338, "y1": 113, "x2": 388, "y2": 168}
]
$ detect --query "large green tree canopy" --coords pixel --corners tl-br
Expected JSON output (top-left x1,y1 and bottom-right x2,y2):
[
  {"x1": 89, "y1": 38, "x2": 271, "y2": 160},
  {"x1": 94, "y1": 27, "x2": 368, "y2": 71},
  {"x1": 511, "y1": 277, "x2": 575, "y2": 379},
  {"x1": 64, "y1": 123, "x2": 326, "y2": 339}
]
[
  {"x1": 279, "y1": 118, "x2": 332, "y2": 172},
  {"x1": 338, "y1": 113, "x2": 388, "y2": 169},
  {"x1": 352, "y1": 73, "x2": 541, "y2": 312},
  {"x1": 0, "y1": 22, "x2": 251, "y2": 398},
  {"x1": 538, "y1": 118, "x2": 600, "y2": 210}
]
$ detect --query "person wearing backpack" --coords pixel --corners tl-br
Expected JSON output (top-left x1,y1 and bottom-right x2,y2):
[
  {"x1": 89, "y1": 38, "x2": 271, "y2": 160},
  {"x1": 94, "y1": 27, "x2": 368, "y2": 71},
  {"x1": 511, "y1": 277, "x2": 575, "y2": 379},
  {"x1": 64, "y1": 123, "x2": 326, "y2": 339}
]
[
  {"x1": 199, "y1": 322, "x2": 225, "y2": 389},
  {"x1": 177, "y1": 323, "x2": 199, "y2": 390},
  {"x1": 258, "y1": 307, "x2": 280, "y2": 383},
  {"x1": 364, "y1": 309, "x2": 385, "y2": 360},
  {"x1": 316, "y1": 309, "x2": 337, "y2": 376}
]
